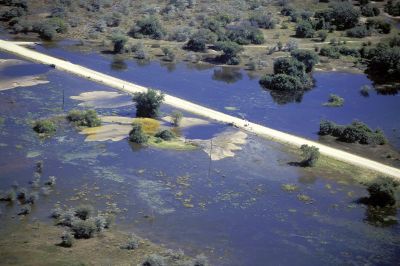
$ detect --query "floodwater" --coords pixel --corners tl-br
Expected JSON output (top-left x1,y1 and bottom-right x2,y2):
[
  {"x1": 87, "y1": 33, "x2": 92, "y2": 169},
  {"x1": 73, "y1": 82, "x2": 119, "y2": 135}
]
[{"x1": 0, "y1": 47, "x2": 399, "y2": 266}]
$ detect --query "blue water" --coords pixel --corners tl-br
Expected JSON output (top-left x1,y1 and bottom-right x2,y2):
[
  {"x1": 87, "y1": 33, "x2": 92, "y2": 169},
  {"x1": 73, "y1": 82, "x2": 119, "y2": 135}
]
[{"x1": 32, "y1": 43, "x2": 400, "y2": 149}]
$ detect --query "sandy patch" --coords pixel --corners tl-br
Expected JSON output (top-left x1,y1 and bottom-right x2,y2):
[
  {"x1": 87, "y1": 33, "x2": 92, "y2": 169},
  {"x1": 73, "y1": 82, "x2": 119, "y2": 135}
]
[
  {"x1": 101, "y1": 115, "x2": 135, "y2": 125},
  {"x1": 80, "y1": 124, "x2": 132, "y2": 142},
  {"x1": 0, "y1": 58, "x2": 26, "y2": 69},
  {"x1": 193, "y1": 130, "x2": 248, "y2": 160},
  {"x1": 162, "y1": 116, "x2": 210, "y2": 128},
  {"x1": 70, "y1": 91, "x2": 132, "y2": 108},
  {"x1": 0, "y1": 75, "x2": 49, "y2": 91}
]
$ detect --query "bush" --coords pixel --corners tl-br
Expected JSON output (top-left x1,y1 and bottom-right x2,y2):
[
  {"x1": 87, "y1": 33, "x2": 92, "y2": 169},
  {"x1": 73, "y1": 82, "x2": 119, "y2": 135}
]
[
  {"x1": 25, "y1": 192, "x2": 39, "y2": 204},
  {"x1": 132, "y1": 89, "x2": 165, "y2": 118},
  {"x1": 168, "y1": 27, "x2": 191, "y2": 42},
  {"x1": 300, "y1": 144, "x2": 320, "y2": 167},
  {"x1": 161, "y1": 47, "x2": 175, "y2": 62},
  {"x1": 366, "y1": 176, "x2": 399, "y2": 207},
  {"x1": 330, "y1": 2, "x2": 360, "y2": 30},
  {"x1": 0, "y1": 189, "x2": 16, "y2": 201},
  {"x1": 44, "y1": 176, "x2": 56, "y2": 186},
  {"x1": 111, "y1": 33, "x2": 128, "y2": 53},
  {"x1": 71, "y1": 218, "x2": 97, "y2": 239},
  {"x1": 18, "y1": 205, "x2": 32, "y2": 215},
  {"x1": 141, "y1": 254, "x2": 167, "y2": 266},
  {"x1": 130, "y1": 16, "x2": 165, "y2": 40},
  {"x1": 129, "y1": 123, "x2": 148, "y2": 144},
  {"x1": 323, "y1": 93, "x2": 344, "y2": 107},
  {"x1": 214, "y1": 41, "x2": 243, "y2": 65},
  {"x1": 171, "y1": 110, "x2": 183, "y2": 126},
  {"x1": 319, "y1": 46, "x2": 340, "y2": 59},
  {"x1": 155, "y1": 129, "x2": 175, "y2": 141},
  {"x1": 57, "y1": 209, "x2": 76, "y2": 226},
  {"x1": 122, "y1": 234, "x2": 140, "y2": 250},
  {"x1": 366, "y1": 19, "x2": 391, "y2": 34},
  {"x1": 66, "y1": 109, "x2": 101, "y2": 127},
  {"x1": 367, "y1": 44, "x2": 400, "y2": 81},
  {"x1": 60, "y1": 231, "x2": 74, "y2": 247},
  {"x1": 185, "y1": 29, "x2": 217, "y2": 52},
  {"x1": 105, "y1": 12, "x2": 121, "y2": 27},
  {"x1": 249, "y1": 12, "x2": 276, "y2": 29},
  {"x1": 385, "y1": 0, "x2": 400, "y2": 16},
  {"x1": 273, "y1": 57, "x2": 310, "y2": 85},
  {"x1": 339, "y1": 46, "x2": 360, "y2": 57},
  {"x1": 225, "y1": 22, "x2": 265, "y2": 45},
  {"x1": 0, "y1": 7, "x2": 26, "y2": 22},
  {"x1": 33, "y1": 119, "x2": 56, "y2": 134},
  {"x1": 361, "y1": 4, "x2": 380, "y2": 17},
  {"x1": 75, "y1": 204, "x2": 94, "y2": 220},
  {"x1": 290, "y1": 50, "x2": 319, "y2": 73},
  {"x1": 259, "y1": 74, "x2": 302, "y2": 91},
  {"x1": 346, "y1": 25, "x2": 370, "y2": 38},
  {"x1": 317, "y1": 30, "x2": 328, "y2": 42},
  {"x1": 295, "y1": 20, "x2": 314, "y2": 38}
]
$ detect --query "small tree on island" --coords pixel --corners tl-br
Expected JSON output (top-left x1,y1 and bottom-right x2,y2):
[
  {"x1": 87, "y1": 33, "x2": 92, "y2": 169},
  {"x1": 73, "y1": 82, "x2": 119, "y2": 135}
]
[
  {"x1": 132, "y1": 89, "x2": 165, "y2": 118},
  {"x1": 129, "y1": 122, "x2": 148, "y2": 144},
  {"x1": 300, "y1": 144, "x2": 320, "y2": 167}
]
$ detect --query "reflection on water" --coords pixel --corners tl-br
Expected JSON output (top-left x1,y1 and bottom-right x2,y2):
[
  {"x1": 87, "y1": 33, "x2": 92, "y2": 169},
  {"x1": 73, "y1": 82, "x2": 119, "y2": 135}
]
[
  {"x1": 110, "y1": 58, "x2": 128, "y2": 71},
  {"x1": 212, "y1": 67, "x2": 243, "y2": 84}
]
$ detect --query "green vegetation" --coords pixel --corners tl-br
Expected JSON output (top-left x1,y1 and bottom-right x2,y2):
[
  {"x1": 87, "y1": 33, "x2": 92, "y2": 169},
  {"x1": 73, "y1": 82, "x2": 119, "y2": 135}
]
[
  {"x1": 300, "y1": 144, "x2": 320, "y2": 167},
  {"x1": 121, "y1": 234, "x2": 140, "y2": 250},
  {"x1": 365, "y1": 176, "x2": 399, "y2": 207},
  {"x1": 75, "y1": 204, "x2": 94, "y2": 220},
  {"x1": 129, "y1": 122, "x2": 148, "y2": 144},
  {"x1": 32, "y1": 119, "x2": 56, "y2": 134},
  {"x1": 295, "y1": 20, "x2": 314, "y2": 38},
  {"x1": 319, "y1": 120, "x2": 387, "y2": 145},
  {"x1": 66, "y1": 109, "x2": 101, "y2": 127},
  {"x1": 214, "y1": 41, "x2": 243, "y2": 65},
  {"x1": 60, "y1": 231, "x2": 74, "y2": 247},
  {"x1": 111, "y1": 33, "x2": 127, "y2": 53},
  {"x1": 281, "y1": 184, "x2": 299, "y2": 192},
  {"x1": 171, "y1": 110, "x2": 183, "y2": 127},
  {"x1": 315, "y1": 1, "x2": 360, "y2": 30},
  {"x1": 141, "y1": 254, "x2": 166, "y2": 266},
  {"x1": 323, "y1": 94, "x2": 344, "y2": 107},
  {"x1": 132, "y1": 89, "x2": 165, "y2": 118},
  {"x1": 346, "y1": 25, "x2": 370, "y2": 38},
  {"x1": 130, "y1": 16, "x2": 165, "y2": 40},
  {"x1": 155, "y1": 129, "x2": 175, "y2": 141},
  {"x1": 385, "y1": 0, "x2": 400, "y2": 16},
  {"x1": 71, "y1": 218, "x2": 97, "y2": 239},
  {"x1": 290, "y1": 50, "x2": 319, "y2": 73},
  {"x1": 361, "y1": 4, "x2": 380, "y2": 17}
]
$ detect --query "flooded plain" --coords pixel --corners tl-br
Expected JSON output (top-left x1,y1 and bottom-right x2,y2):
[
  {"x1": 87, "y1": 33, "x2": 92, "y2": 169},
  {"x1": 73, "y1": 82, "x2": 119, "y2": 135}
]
[{"x1": 0, "y1": 45, "x2": 399, "y2": 265}]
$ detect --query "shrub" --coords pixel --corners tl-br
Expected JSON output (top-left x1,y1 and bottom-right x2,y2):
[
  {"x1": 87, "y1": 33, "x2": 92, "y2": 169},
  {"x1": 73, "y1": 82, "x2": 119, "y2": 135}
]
[
  {"x1": 105, "y1": 12, "x2": 121, "y2": 27},
  {"x1": 323, "y1": 93, "x2": 344, "y2": 107},
  {"x1": 300, "y1": 144, "x2": 320, "y2": 167},
  {"x1": 161, "y1": 47, "x2": 175, "y2": 62},
  {"x1": 51, "y1": 206, "x2": 63, "y2": 219},
  {"x1": 94, "y1": 215, "x2": 106, "y2": 232},
  {"x1": 385, "y1": 0, "x2": 400, "y2": 16},
  {"x1": 171, "y1": 110, "x2": 183, "y2": 126},
  {"x1": 66, "y1": 109, "x2": 101, "y2": 127},
  {"x1": 0, "y1": 189, "x2": 16, "y2": 201},
  {"x1": 366, "y1": 19, "x2": 391, "y2": 34},
  {"x1": 18, "y1": 205, "x2": 32, "y2": 215},
  {"x1": 71, "y1": 218, "x2": 97, "y2": 239},
  {"x1": 155, "y1": 129, "x2": 175, "y2": 141},
  {"x1": 33, "y1": 119, "x2": 56, "y2": 134},
  {"x1": 259, "y1": 74, "x2": 302, "y2": 91},
  {"x1": 214, "y1": 41, "x2": 243, "y2": 65},
  {"x1": 132, "y1": 89, "x2": 165, "y2": 118},
  {"x1": 295, "y1": 20, "x2": 314, "y2": 38},
  {"x1": 225, "y1": 22, "x2": 265, "y2": 45},
  {"x1": 130, "y1": 16, "x2": 165, "y2": 40},
  {"x1": 273, "y1": 57, "x2": 310, "y2": 85},
  {"x1": 346, "y1": 25, "x2": 370, "y2": 38},
  {"x1": 185, "y1": 29, "x2": 217, "y2": 52},
  {"x1": 361, "y1": 4, "x2": 380, "y2": 17},
  {"x1": 60, "y1": 231, "x2": 74, "y2": 247},
  {"x1": 366, "y1": 176, "x2": 399, "y2": 207},
  {"x1": 0, "y1": 7, "x2": 26, "y2": 22},
  {"x1": 111, "y1": 33, "x2": 128, "y2": 53},
  {"x1": 75, "y1": 204, "x2": 94, "y2": 220},
  {"x1": 367, "y1": 44, "x2": 400, "y2": 81},
  {"x1": 330, "y1": 2, "x2": 360, "y2": 30},
  {"x1": 129, "y1": 123, "x2": 148, "y2": 144},
  {"x1": 25, "y1": 192, "x2": 39, "y2": 204},
  {"x1": 141, "y1": 254, "x2": 167, "y2": 266},
  {"x1": 122, "y1": 234, "x2": 140, "y2": 250},
  {"x1": 44, "y1": 176, "x2": 56, "y2": 186},
  {"x1": 290, "y1": 50, "x2": 319, "y2": 73},
  {"x1": 16, "y1": 187, "x2": 27, "y2": 200},
  {"x1": 319, "y1": 46, "x2": 340, "y2": 59},
  {"x1": 191, "y1": 254, "x2": 209, "y2": 266},
  {"x1": 57, "y1": 209, "x2": 76, "y2": 226},
  {"x1": 249, "y1": 12, "x2": 276, "y2": 29},
  {"x1": 339, "y1": 46, "x2": 360, "y2": 57},
  {"x1": 317, "y1": 30, "x2": 328, "y2": 42}
]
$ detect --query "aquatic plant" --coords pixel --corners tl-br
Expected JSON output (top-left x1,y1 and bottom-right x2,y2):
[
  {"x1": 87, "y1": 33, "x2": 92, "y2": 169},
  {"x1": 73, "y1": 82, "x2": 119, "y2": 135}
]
[
  {"x1": 60, "y1": 231, "x2": 74, "y2": 247},
  {"x1": 155, "y1": 129, "x2": 175, "y2": 141},
  {"x1": 132, "y1": 89, "x2": 165, "y2": 118},
  {"x1": 71, "y1": 218, "x2": 97, "y2": 239},
  {"x1": 141, "y1": 254, "x2": 167, "y2": 266},
  {"x1": 67, "y1": 109, "x2": 101, "y2": 127},
  {"x1": 75, "y1": 204, "x2": 94, "y2": 220},
  {"x1": 365, "y1": 176, "x2": 399, "y2": 207},
  {"x1": 44, "y1": 176, "x2": 56, "y2": 186},
  {"x1": 25, "y1": 192, "x2": 39, "y2": 205},
  {"x1": 129, "y1": 122, "x2": 148, "y2": 144},
  {"x1": 121, "y1": 233, "x2": 140, "y2": 250},
  {"x1": 300, "y1": 144, "x2": 320, "y2": 167},
  {"x1": 281, "y1": 184, "x2": 299, "y2": 192},
  {"x1": 323, "y1": 94, "x2": 344, "y2": 107},
  {"x1": 297, "y1": 194, "x2": 313, "y2": 203},
  {"x1": 32, "y1": 119, "x2": 56, "y2": 134},
  {"x1": 16, "y1": 187, "x2": 27, "y2": 200},
  {"x1": 171, "y1": 110, "x2": 183, "y2": 126},
  {"x1": 18, "y1": 205, "x2": 32, "y2": 215}
]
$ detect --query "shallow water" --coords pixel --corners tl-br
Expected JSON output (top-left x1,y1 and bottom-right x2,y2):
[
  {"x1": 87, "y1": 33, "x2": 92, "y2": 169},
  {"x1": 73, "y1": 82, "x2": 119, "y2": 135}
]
[
  {"x1": 31, "y1": 43, "x2": 400, "y2": 150},
  {"x1": 0, "y1": 51, "x2": 399, "y2": 265}
]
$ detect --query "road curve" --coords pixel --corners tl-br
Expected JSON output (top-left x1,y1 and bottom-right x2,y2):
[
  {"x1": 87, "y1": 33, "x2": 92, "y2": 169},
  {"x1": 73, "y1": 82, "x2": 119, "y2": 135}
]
[{"x1": 1, "y1": 39, "x2": 399, "y2": 179}]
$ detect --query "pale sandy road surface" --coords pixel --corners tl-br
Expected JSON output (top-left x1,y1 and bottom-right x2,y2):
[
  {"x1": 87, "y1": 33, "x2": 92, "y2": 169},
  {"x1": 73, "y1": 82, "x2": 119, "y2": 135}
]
[{"x1": 1, "y1": 39, "x2": 399, "y2": 179}]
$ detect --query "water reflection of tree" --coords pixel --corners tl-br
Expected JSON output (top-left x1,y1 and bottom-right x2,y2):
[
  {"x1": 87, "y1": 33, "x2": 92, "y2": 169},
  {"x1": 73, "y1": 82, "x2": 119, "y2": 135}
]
[
  {"x1": 363, "y1": 205, "x2": 398, "y2": 227},
  {"x1": 212, "y1": 67, "x2": 243, "y2": 84},
  {"x1": 160, "y1": 62, "x2": 176, "y2": 73},
  {"x1": 268, "y1": 89, "x2": 305, "y2": 105},
  {"x1": 110, "y1": 59, "x2": 127, "y2": 71}
]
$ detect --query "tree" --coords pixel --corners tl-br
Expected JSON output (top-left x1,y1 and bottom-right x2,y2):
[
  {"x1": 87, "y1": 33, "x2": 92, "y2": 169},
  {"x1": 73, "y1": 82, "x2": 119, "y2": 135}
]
[
  {"x1": 129, "y1": 123, "x2": 148, "y2": 144},
  {"x1": 249, "y1": 12, "x2": 276, "y2": 29},
  {"x1": 330, "y1": 2, "x2": 360, "y2": 30},
  {"x1": 185, "y1": 29, "x2": 216, "y2": 52},
  {"x1": 290, "y1": 50, "x2": 319, "y2": 72},
  {"x1": 259, "y1": 74, "x2": 302, "y2": 91},
  {"x1": 155, "y1": 129, "x2": 175, "y2": 141},
  {"x1": 366, "y1": 176, "x2": 399, "y2": 207},
  {"x1": 129, "y1": 16, "x2": 165, "y2": 40},
  {"x1": 295, "y1": 20, "x2": 314, "y2": 38},
  {"x1": 171, "y1": 110, "x2": 183, "y2": 126},
  {"x1": 273, "y1": 57, "x2": 310, "y2": 85},
  {"x1": 111, "y1": 33, "x2": 127, "y2": 53},
  {"x1": 300, "y1": 144, "x2": 320, "y2": 167},
  {"x1": 132, "y1": 89, "x2": 165, "y2": 118},
  {"x1": 215, "y1": 41, "x2": 243, "y2": 65}
]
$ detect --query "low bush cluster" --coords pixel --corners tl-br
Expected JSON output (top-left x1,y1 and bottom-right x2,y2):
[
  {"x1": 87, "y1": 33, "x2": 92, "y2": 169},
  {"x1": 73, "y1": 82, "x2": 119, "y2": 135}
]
[
  {"x1": 33, "y1": 119, "x2": 56, "y2": 134},
  {"x1": 129, "y1": 16, "x2": 166, "y2": 40},
  {"x1": 365, "y1": 176, "x2": 399, "y2": 207},
  {"x1": 66, "y1": 109, "x2": 101, "y2": 127},
  {"x1": 300, "y1": 144, "x2": 320, "y2": 167},
  {"x1": 319, "y1": 120, "x2": 387, "y2": 145}
]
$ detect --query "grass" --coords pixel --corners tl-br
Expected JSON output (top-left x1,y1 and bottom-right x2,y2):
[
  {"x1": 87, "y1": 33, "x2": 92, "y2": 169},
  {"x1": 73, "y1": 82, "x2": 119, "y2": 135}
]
[
  {"x1": 323, "y1": 94, "x2": 344, "y2": 107},
  {"x1": 148, "y1": 136, "x2": 197, "y2": 151},
  {"x1": 281, "y1": 184, "x2": 299, "y2": 192},
  {"x1": 133, "y1": 118, "x2": 160, "y2": 135}
]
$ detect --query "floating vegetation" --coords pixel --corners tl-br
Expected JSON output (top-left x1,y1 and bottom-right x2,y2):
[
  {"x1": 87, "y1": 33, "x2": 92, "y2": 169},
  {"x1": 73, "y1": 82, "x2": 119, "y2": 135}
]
[
  {"x1": 323, "y1": 94, "x2": 344, "y2": 107},
  {"x1": 32, "y1": 119, "x2": 56, "y2": 135},
  {"x1": 67, "y1": 109, "x2": 101, "y2": 127},
  {"x1": 137, "y1": 179, "x2": 175, "y2": 214},
  {"x1": 297, "y1": 194, "x2": 313, "y2": 204},
  {"x1": 148, "y1": 136, "x2": 197, "y2": 151},
  {"x1": 281, "y1": 184, "x2": 299, "y2": 192},
  {"x1": 93, "y1": 166, "x2": 125, "y2": 183},
  {"x1": 70, "y1": 91, "x2": 132, "y2": 108},
  {"x1": 193, "y1": 129, "x2": 248, "y2": 160}
]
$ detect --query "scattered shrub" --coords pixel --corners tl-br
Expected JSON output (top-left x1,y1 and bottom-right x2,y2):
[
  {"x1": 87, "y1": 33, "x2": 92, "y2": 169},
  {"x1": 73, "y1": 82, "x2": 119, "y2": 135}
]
[
  {"x1": 71, "y1": 218, "x2": 97, "y2": 239},
  {"x1": 94, "y1": 215, "x2": 106, "y2": 232},
  {"x1": 67, "y1": 109, "x2": 101, "y2": 127},
  {"x1": 300, "y1": 144, "x2": 320, "y2": 167},
  {"x1": 75, "y1": 204, "x2": 94, "y2": 220},
  {"x1": 155, "y1": 129, "x2": 175, "y2": 141},
  {"x1": 130, "y1": 16, "x2": 165, "y2": 40},
  {"x1": 171, "y1": 110, "x2": 183, "y2": 126},
  {"x1": 18, "y1": 204, "x2": 32, "y2": 215},
  {"x1": 33, "y1": 119, "x2": 56, "y2": 134},
  {"x1": 111, "y1": 33, "x2": 128, "y2": 53},
  {"x1": 60, "y1": 231, "x2": 74, "y2": 247},
  {"x1": 141, "y1": 254, "x2": 167, "y2": 266},
  {"x1": 366, "y1": 19, "x2": 391, "y2": 34},
  {"x1": 319, "y1": 46, "x2": 340, "y2": 59},
  {"x1": 57, "y1": 209, "x2": 76, "y2": 226},
  {"x1": 346, "y1": 25, "x2": 370, "y2": 38},
  {"x1": 162, "y1": 47, "x2": 176, "y2": 62},
  {"x1": 385, "y1": 0, "x2": 400, "y2": 16},
  {"x1": 16, "y1": 187, "x2": 27, "y2": 200},
  {"x1": 290, "y1": 50, "x2": 319, "y2": 73},
  {"x1": 295, "y1": 20, "x2": 314, "y2": 38},
  {"x1": 214, "y1": 41, "x2": 243, "y2": 65},
  {"x1": 44, "y1": 176, "x2": 56, "y2": 186},
  {"x1": 259, "y1": 74, "x2": 302, "y2": 92},
  {"x1": 51, "y1": 206, "x2": 63, "y2": 219},
  {"x1": 225, "y1": 22, "x2": 264, "y2": 45},
  {"x1": 323, "y1": 94, "x2": 344, "y2": 107},
  {"x1": 361, "y1": 4, "x2": 380, "y2": 17},
  {"x1": 129, "y1": 122, "x2": 148, "y2": 144},
  {"x1": 249, "y1": 12, "x2": 276, "y2": 29},
  {"x1": 122, "y1": 233, "x2": 140, "y2": 250},
  {"x1": 339, "y1": 46, "x2": 360, "y2": 57},
  {"x1": 365, "y1": 176, "x2": 399, "y2": 207},
  {"x1": 317, "y1": 30, "x2": 328, "y2": 42},
  {"x1": 190, "y1": 254, "x2": 209, "y2": 266},
  {"x1": 0, "y1": 189, "x2": 16, "y2": 201},
  {"x1": 132, "y1": 89, "x2": 165, "y2": 118},
  {"x1": 168, "y1": 27, "x2": 191, "y2": 42}
]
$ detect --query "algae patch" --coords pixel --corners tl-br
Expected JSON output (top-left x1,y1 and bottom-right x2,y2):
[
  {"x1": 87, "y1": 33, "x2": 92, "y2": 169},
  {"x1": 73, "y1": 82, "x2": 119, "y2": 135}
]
[
  {"x1": 70, "y1": 91, "x2": 132, "y2": 108},
  {"x1": 137, "y1": 179, "x2": 175, "y2": 214}
]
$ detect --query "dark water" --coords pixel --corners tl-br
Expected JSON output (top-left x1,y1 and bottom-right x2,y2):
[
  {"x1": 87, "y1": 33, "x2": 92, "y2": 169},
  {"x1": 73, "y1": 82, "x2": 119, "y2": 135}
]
[
  {"x1": 32, "y1": 43, "x2": 400, "y2": 150},
  {"x1": 0, "y1": 52, "x2": 399, "y2": 265}
]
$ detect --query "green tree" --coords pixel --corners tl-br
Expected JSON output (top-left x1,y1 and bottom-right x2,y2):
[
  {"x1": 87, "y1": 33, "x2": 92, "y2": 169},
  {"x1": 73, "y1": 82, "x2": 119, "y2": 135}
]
[
  {"x1": 129, "y1": 122, "x2": 148, "y2": 144},
  {"x1": 300, "y1": 144, "x2": 320, "y2": 167},
  {"x1": 129, "y1": 16, "x2": 165, "y2": 40},
  {"x1": 290, "y1": 50, "x2": 319, "y2": 72},
  {"x1": 111, "y1": 33, "x2": 127, "y2": 53},
  {"x1": 132, "y1": 89, "x2": 165, "y2": 118},
  {"x1": 295, "y1": 20, "x2": 314, "y2": 38},
  {"x1": 215, "y1": 41, "x2": 243, "y2": 65}
]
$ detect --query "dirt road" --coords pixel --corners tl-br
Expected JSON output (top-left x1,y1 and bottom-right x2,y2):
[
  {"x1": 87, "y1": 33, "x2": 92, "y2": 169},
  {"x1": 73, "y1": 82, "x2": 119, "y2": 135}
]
[{"x1": 1, "y1": 39, "x2": 399, "y2": 179}]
